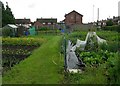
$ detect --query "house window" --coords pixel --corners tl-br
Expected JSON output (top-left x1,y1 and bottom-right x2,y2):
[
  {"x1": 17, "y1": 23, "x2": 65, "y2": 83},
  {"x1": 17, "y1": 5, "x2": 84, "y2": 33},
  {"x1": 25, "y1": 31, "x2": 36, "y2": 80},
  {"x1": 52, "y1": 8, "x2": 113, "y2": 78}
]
[
  {"x1": 48, "y1": 23, "x2": 51, "y2": 25},
  {"x1": 43, "y1": 23, "x2": 45, "y2": 25},
  {"x1": 103, "y1": 22, "x2": 106, "y2": 25}
]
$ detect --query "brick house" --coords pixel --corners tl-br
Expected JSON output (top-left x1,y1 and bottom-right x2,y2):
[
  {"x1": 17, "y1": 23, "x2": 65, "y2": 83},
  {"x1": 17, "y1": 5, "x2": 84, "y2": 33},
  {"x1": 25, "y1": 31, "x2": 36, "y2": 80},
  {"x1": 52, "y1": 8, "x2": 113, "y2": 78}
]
[
  {"x1": 36, "y1": 18, "x2": 57, "y2": 25},
  {"x1": 34, "y1": 21, "x2": 43, "y2": 30},
  {"x1": 64, "y1": 10, "x2": 83, "y2": 26},
  {"x1": 15, "y1": 18, "x2": 31, "y2": 25},
  {"x1": 35, "y1": 18, "x2": 57, "y2": 29}
]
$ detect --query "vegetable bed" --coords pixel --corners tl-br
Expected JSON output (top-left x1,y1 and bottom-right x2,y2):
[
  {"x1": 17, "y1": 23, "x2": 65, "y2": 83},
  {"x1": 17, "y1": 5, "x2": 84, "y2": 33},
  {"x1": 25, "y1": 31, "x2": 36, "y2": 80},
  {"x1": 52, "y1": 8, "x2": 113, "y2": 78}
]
[
  {"x1": 62, "y1": 30, "x2": 120, "y2": 84},
  {"x1": 2, "y1": 37, "x2": 45, "y2": 74}
]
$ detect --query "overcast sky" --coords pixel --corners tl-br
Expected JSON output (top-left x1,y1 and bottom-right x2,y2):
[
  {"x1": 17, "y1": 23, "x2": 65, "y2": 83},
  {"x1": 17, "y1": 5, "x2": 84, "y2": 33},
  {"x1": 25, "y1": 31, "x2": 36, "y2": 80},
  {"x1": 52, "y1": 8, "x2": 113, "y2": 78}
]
[{"x1": 1, "y1": 0, "x2": 120, "y2": 23}]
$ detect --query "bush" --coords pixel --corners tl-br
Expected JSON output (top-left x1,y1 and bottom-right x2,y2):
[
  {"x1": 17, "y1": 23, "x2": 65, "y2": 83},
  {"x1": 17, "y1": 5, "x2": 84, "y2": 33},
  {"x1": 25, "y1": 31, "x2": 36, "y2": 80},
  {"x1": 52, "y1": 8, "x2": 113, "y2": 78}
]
[
  {"x1": 37, "y1": 27, "x2": 49, "y2": 31},
  {"x1": 2, "y1": 37, "x2": 45, "y2": 46},
  {"x1": 2, "y1": 28, "x2": 12, "y2": 37},
  {"x1": 106, "y1": 52, "x2": 120, "y2": 84},
  {"x1": 106, "y1": 20, "x2": 113, "y2": 26},
  {"x1": 102, "y1": 25, "x2": 120, "y2": 32}
]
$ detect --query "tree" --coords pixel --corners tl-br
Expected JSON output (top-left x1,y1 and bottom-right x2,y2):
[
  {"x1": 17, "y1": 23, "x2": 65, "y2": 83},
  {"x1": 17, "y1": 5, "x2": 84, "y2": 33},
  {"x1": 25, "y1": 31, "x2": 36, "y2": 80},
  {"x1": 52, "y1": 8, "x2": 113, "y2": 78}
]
[
  {"x1": 1, "y1": 2, "x2": 6, "y2": 27},
  {"x1": 2, "y1": 2, "x2": 15, "y2": 27},
  {"x1": 5, "y1": 2, "x2": 15, "y2": 24},
  {"x1": 106, "y1": 19, "x2": 113, "y2": 26},
  {"x1": 0, "y1": 1, "x2": 2, "y2": 28}
]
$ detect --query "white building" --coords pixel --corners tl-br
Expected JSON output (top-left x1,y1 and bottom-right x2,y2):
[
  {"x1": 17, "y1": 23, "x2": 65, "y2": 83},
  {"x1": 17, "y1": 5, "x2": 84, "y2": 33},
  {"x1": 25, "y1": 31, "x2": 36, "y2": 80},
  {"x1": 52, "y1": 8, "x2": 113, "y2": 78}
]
[{"x1": 118, "y1": 1, "x2": 120, "y2": 16}]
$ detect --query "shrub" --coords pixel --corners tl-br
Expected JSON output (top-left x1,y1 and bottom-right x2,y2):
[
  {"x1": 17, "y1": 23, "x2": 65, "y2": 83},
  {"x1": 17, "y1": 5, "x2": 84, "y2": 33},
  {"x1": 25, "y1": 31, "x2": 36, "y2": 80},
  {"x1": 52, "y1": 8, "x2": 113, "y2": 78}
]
[
  {"x1": 2, "y1": 28, "x2": 12, "y2": 37},
  {"x1": 102, "y1": 25, "x2": 120, "y2": 32},
  {"x1": 106, "y1": 20, "x2": 113, "y2": 26},
  {"x1": 38, "y1": 27, "x2": 49, "y2": 31},
  {"x1": 2, "y1": 37, "x2": 45, "y2": 46},
  {"x1": 106, "y1": 52, "x2": 120, "y2": 84}
]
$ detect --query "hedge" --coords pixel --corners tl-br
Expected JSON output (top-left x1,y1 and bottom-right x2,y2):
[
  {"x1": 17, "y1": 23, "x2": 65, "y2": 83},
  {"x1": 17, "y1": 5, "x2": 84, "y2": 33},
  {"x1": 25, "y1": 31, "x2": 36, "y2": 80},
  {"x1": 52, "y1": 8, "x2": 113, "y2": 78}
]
[{"x1": 102, "y1": 25, "x2": 120, "y2": 32}]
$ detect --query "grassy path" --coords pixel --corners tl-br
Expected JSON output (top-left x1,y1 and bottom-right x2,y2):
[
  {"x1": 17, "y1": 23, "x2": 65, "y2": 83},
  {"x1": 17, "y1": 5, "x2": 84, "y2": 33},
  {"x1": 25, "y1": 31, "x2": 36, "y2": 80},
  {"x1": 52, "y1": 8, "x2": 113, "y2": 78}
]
[{"x1": 3, "y1": 36, "x2": 64, "y2": 84}]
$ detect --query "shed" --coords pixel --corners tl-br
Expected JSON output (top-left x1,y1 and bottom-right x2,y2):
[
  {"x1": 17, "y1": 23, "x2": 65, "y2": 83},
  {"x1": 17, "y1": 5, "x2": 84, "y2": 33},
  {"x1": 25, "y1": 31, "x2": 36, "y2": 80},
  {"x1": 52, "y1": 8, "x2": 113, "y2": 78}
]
[{"x1": 3, "y1": 24, "x2": 18, "y2": 37}]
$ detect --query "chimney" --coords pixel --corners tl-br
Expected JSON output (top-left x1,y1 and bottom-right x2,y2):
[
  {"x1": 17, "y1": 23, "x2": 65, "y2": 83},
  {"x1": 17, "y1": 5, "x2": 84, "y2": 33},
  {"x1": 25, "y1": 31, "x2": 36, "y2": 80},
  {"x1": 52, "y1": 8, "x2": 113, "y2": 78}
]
[{"x1": 97, "y1": 8, "x2": 99, "y2": 21}]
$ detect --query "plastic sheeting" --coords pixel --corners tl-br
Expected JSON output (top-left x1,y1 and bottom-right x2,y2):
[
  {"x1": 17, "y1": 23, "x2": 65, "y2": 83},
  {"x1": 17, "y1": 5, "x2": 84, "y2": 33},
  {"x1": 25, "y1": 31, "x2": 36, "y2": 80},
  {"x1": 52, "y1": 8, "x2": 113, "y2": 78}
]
[
  {"x1": 93, "y1": 32, "x2": 107, "y2": 45},
  {"x1": 72, "y1": 32, "x2": 107, "y2": 51},
  {"x1": 29, "y1": 26, "x2": 36, "y2": 35},
  {"x1": 66, "y1": 40, "x2": 80, "y2": 70},
  {"x1": 66, "y1": 40, "x2": 85, "y2": 72}
]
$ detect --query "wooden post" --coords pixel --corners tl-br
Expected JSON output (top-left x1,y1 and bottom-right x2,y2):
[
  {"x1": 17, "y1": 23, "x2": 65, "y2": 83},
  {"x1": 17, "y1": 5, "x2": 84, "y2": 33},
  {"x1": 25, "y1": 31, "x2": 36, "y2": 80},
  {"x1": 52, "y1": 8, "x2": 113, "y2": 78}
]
[{"x1": 64, "y1": 36, "x2": 67, "y2": 71}]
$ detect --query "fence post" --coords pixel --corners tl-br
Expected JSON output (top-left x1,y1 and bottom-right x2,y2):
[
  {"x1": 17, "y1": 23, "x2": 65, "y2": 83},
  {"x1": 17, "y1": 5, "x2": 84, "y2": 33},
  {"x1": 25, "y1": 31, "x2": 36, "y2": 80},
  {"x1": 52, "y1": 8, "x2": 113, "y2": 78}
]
[{"x1": 64, "y1": 36, "x2": 67, "y2": 71}]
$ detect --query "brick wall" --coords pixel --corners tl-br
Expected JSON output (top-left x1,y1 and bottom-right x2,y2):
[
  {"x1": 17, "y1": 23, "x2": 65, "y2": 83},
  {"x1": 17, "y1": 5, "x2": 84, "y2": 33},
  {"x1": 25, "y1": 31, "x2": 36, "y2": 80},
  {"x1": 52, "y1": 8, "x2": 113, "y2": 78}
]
[{"x1": 66, "y1": 24, "x2": 96, "y2": 32}]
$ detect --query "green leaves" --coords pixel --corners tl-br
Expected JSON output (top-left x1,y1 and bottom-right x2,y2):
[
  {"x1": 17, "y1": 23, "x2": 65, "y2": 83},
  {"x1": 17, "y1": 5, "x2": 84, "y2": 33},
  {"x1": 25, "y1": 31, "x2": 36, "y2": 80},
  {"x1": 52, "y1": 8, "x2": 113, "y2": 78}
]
[
  {"x1": 2, "y1": 37, "x2": 45, "y2": 46},
  {"x1": 79, "y1": 50, "x2": 116, "y2": 66},
  {"x1": 2, "y1": 2, "x2": 15, "y2": 27}
]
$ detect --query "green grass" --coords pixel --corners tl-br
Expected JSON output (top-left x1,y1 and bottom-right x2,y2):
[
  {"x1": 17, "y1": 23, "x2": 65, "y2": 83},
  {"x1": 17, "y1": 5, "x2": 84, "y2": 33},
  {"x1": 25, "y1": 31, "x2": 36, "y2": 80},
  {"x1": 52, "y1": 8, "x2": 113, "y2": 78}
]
[
  {"x1": 3, "y1": 36, "x2": 64, "y2": 84},
  {"x1": 63, "y1": 66, "x2": 107, "y2": 84}
]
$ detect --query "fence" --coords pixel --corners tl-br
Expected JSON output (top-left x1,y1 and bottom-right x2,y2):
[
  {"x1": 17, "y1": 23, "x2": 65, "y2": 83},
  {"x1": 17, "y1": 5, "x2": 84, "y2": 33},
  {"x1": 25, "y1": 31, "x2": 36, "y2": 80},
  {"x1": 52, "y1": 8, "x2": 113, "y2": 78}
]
[{"x1": 66, "y1": 24, "x2": 97, "y2": 32}]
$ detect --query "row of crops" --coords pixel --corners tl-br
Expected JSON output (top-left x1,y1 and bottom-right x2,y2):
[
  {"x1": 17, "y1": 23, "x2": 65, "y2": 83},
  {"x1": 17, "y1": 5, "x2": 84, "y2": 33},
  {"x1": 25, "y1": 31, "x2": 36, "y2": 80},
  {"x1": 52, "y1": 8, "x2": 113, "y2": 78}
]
[
  {"x1": 2, "y1": 37, "x2": 45, "y2": 74},
  {"x1": 63, "y1": 31, "x2": 120, "y2": 84}
]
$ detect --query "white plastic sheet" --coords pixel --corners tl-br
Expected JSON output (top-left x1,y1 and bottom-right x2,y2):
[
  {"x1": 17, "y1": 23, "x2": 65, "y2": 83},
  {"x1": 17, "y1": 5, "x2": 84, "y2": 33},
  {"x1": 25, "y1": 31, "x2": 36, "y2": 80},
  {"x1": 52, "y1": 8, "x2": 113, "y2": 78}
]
[
  {"x1": 74, "y1": 32, "x2": 107, "y2": 51},
  {"x1": 66, "y1": 41, "x2": 80, "y2": 70}
]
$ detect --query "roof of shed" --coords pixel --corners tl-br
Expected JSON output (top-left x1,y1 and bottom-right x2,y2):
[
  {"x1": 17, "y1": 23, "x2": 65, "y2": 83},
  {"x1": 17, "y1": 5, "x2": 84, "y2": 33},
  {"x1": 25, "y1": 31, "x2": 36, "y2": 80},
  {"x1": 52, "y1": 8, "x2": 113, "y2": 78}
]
[{"x1": 8, "y1": 24, "x2": 18, "y2": 28}]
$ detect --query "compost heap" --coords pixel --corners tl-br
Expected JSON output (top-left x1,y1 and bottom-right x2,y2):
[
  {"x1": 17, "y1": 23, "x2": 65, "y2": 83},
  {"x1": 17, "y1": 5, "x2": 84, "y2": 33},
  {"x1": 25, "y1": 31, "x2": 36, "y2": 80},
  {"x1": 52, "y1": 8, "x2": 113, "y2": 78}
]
[{"x1": 66, "y1": 31, "x2": 107, "y2": 72}]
